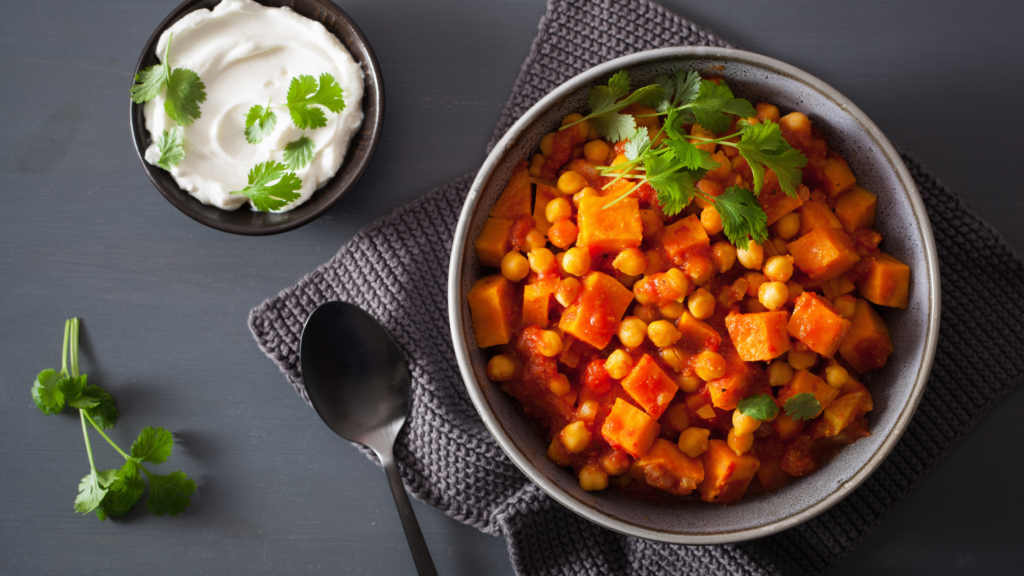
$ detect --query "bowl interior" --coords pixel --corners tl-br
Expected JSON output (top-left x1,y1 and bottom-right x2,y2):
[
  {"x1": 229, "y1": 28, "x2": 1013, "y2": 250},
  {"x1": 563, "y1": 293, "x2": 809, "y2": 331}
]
[
  {"x1": 130, "y1": 0, "x2": 384, "y2": 236},
  {"x1": 451, "y1": 48, "x2": 937, "y2": 543}
]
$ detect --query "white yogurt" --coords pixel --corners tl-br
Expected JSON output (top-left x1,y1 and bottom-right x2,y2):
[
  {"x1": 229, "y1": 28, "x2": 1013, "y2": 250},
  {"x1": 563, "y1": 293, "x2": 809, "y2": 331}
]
[{"x1": 143, "y1": 0, "x2": 364, "y2": 212}]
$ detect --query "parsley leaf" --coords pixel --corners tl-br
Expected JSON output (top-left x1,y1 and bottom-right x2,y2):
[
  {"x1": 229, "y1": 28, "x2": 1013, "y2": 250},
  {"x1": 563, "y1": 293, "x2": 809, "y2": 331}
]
[
  {"x1": 715, "y1": 186, "x2": 769, "y2": 246},
  {"x1": 283, "y1": 135, "x2": 316, "y2": 170},
  {"x1": 245, "y1": 101, "x2": 278, "y2": 144},
  {"x1": 131, "y1": 426, "x2": 174, "y2": 465},
  {"x1": 154, "y1": 127, "x2": 185, "y2": 171},
  {"x1": 735, "y1": 121, "x2": 808, "y2": 196},
  {"x1": 232, "y1": 161, "x2": 302, "y2": 212},
  {"x1": 572, "y1": 71, "x2": 665, "y2": 142},
  {"x1": 32, "y1": 369, "x2": 65, "y2": 415},
  {"x1": 736, "y1": 393, "x2": 779, "y2": 421},
  {"x1": 146, "y1": 471, "x2": 196, "y2": 517},
  {"x1": 784, "y1": 392, "x2": 822, "y2": 421},
  {"x1": 130, "y1": 34, "x2": 206, "y2": 126},
  {"x1": 286, "y1": 73, "x2": 345, "y2": 130}
]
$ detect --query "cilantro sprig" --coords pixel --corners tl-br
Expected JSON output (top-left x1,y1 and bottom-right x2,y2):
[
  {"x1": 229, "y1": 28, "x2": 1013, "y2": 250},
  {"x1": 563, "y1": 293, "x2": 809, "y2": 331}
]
[
  {"x1": 736, "y1": 393, "x2": 779, "y2": 421},
  {"x1": 31, "y1": 319, "x2": 195, "y2": 520},
  {"x1": 245, "y1": 100, "x2": 278, "y2": 145},
  {"x1": 283, "y1": 136, "x2": 317, "y2": 170},
  {"x1": 561, "y1": 71, "x2": 665, "y2": 142},
  {"x1": 784, "y1": 393, "x2": 822, "y2": 421},
  {"x1": 232, "y1": 160, "x2": 302, "y2": 212},
  {"x1": 130, "y1": 33, "x2": 207, "y2": 126},
  {"x1": 285, "y1": 73, "x2": 346, "y2": 130},
  {"x1": 154, "y1": 127, "x2": 185, "y2": 171}
]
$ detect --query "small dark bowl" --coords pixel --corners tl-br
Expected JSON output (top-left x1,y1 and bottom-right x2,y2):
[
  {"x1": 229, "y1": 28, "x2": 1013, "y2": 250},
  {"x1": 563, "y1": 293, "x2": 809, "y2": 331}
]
[{"x1": 130, "y1": 0, "x2": 384, "y2": 236}]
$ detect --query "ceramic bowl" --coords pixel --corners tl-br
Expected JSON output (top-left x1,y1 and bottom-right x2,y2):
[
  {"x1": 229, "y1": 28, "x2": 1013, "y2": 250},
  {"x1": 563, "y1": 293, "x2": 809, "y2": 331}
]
[
  {"x1": 130, "y1": 0, "x2": 384, "y2": 236},
  {"x1": 448, "y1": 47, "x2": 940, "y2": 544}
]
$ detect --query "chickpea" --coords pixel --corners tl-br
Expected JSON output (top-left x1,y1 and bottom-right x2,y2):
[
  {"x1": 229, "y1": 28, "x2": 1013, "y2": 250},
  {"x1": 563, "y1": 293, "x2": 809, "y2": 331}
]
[
  {"x1": 539, "y1": 132, "x2": 556, "y2": 157},
  {"x1": 773, "y1": 237, "x2": 790, "y2": 256},
  {"x1": 555, "y1": 277, "x2": 581, "y2": 307},
  {"x1": 758, "y1": 281, "x2": 790, "y2": 310},
  {"x1": 486, "y1": 355, "x2": 516, "y2": 381},
  {"x1": 737, "y1": 239, "x2": 764, "y2": 270},
  {"x1": 578, "y1": 464, "x2": 609, "y2": 491},
  {"x1": 617, "y1": 317, "x2": 648, "y2": 349},
  {"x1": 756, "y1": 102, "x2": 781, "y2": 124},
  {"x1": 666, "y1": 268, "x2": 691, "y2": 300},
  {"x1": 775, "y1": 212, "x2": 800, "y2": 240},
  {"x1": 711, "y1": 241, "x2": 737, "y2": 273},
  {"x1": 561, "y1": 112, "x2": 589, "y2": 139},
  {"x1": 659, "y1": 346, "x2": 687, "y2": 372},
  {"x1": 605, "y1": 349, "x2": 634, "y2": 379},
  {"x1": 561, "y1": 246, "x2": 591, "y2": 276},
  {"x1": 744, "y1": 271, "x2": 767, "y2": 297},
  {"x1": 833, "y1": 295, "x2": 857, "y2": 319},
  {"x1": 659, "y1": 301, "x2": 685, "y2": 320},
  {"x1": 648, "y1": 320, "x2": 682, "y2": 348},
  {"x1": 687, "y1": 288, "x2": 716, "y2": 320},
  {"x1": 677, "y1": 374, "x2": 703, "y2": 393},
  {"x1": 610, "y1": 153, "x2": 631, "y2": 174},
  {"x1": 825, "y1": 364, "x2": 850, "y2": 389},
  {"x1": 640, "y1": 209, "x2": 664, "y2": 241},
  {"x1": 547, "y1": 437, "x2": 572, "y2": 466},
  {"x1": 586, "y1": 121, "x2": 601, "y2": 142},
  {"x1": 572, "y1": 186, "x2": 598, "y2": 208},
  {"x1": 788, "y1": 349, "x2": 818, "y2": 371},
  {"x1": 499, "y1": 251, "x2": 529, "y2": 282},
  {"x1": 584, "y1": 140, "x2": 610, "y2": 163},
  {"x1": 678, "y1": 427, "x2": 711, "y2": 458},
  {"x1": 559, "y1": 421, "x2": 592, "y2": 454},
  {"x1": 664, "y1": 403, "x2": 692, "y2": 432},
  {"x1": 700, "y1": 207, "x2": 724, "y2": 235},
  {"x1": 548, "y1": 219, "x2": 578, "y2": 250},
  {"x1": 545, "y1": 197, "x2": 573, "y2": 223},
  {"x1": 744, "y1": 297, "x2": 768, "y2": 313},
  {"x1": 763, "y1": 255, "x2": 795, "y2": 283},
  {"x1": 557, "y1": 171, "x2": 588, "y2": 196},
  {"x1": 767, "y1": 360, "x2": 794, "y2": 386},
  {"x1": 525, "y1": 228, "x2": 547, "y2": 250},
  {"x1": 548, "y1": 373, "x2": 571, "y2": 396},
  {"x1": 633, "y1": 303, "x2": 662, "y2": 324},
  {"x1": 537, "y1": 330, "x2": 563, "y2": 357},
  {"x1": 694, "y1": 350, "x2": 727, "y2": 381},
  {"x1": 779, "y1": 111, "x2": 811, "y2": 136},
  {"x1": 727, "y1": 428, "x2": 754, "y2": 456},
  {"x1": 683, "y1": 256, "x2": 715, "y2": 286},
  {"x1": 644, "y1": 249, "x2": 667, "y2": 276},
  {"x1": 601, "y1": 450, "x2": 631, "y2": 476},
  {"x1": 528, "y1": 247, "x2": 556, "y2": 274},
  {"x1": 732, "y1": 410, "x2": 761, "y2": 435},
  {"x1": 528, "y1": 153, "x2": 545, "y2": 178}
]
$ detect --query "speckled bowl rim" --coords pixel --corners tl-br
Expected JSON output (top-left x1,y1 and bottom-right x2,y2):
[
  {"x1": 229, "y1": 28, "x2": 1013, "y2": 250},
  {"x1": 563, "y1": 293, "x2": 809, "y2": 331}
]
[
  {"x1": 448, "y1": 47, "x2": 940, "y2": 544},
  {"x1": 129, "y1": 0, "x2": 384, "y2": 236}
]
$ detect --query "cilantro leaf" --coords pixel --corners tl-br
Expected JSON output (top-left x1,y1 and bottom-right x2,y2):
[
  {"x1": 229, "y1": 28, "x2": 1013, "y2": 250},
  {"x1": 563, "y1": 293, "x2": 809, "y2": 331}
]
[
  {"x1": 735, "y1": 121, "x2": 808, "y2": 196},
  {"x1": 163, "y1": 67, "x2": 206, "y2": 126},
  {"x1": 153, "y1": 127, "x2": 185, "y2": 171},
  {"x1": 665, "y1": 137, "x2": 707, "y2": 171},
  {"x1": 643, "y1": 154, "x2": 704, "y2": 216},
  {"x1": 577, "y1": 71, "x2": 665, "y2": 142},
  {"x1": 75, "y1": 471, "x2": 109, "y2": 514},
  {"x1": 32, "y1": 369, "x2": 65, "y2": 415},
  {"x1": 286, "y1": 73, "x2": 345, "y2": 130},
  {"x1": 245, "y1": 102, "x2": 278, "y2": 144},
  {"x1": 784, "y1": 392, "x2": 822, "y2": 421},
  {"x1": 715, "y1": 186, "x2": 769, "y2": 246},
  {"x1": 623, "y1": 127, "x2": 650, "y2": 161},
  {"x1": 232, "y1": 161, "x2": 302, "y2": 212},
  {"x1": 653, "y1": 69, "x2": 701, "y2": 114},
  {"x1": 80, "y1": 385, "x2": 118, "y2": 429},
  {"x1": 591, "y1": 113, "x2": 636, "y2": 145},
  {"x1": 98, "y1": 462, "x2": 144, "y2": 520},
  {"x1": 146, "y1": 471, "x2": 196, "y2": 517},
  {"x1": 131, "y1": 426, "x2": 174, "y2": 465},
  {"x1": 59, "y1": 374, "x2": 87, "y2": 401},
  {"x1": 283, "y1": 135, "x2": 316, "y2": 170},
  {"x1": 130, "y1": 62, "x2": 170, "y2": 104},
  {"x1": 690, "y1": 79, "x2": 756, "y2": 134},
  {"x1": 736, "y1": 393, "x2": 779, "y2": 421}
]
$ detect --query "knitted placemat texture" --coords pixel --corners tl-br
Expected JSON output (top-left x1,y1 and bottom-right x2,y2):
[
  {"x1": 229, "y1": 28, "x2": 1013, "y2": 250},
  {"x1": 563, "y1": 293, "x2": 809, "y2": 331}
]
[{"x1": 248, "y1": 0, "x2": 1024, "y2": 573}]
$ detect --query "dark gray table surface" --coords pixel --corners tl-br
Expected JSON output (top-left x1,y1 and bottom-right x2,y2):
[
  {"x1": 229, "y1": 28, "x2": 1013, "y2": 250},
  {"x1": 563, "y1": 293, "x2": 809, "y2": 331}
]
[{"x1": 3, "y1": 0, "x2": 1023, "y2": 574}]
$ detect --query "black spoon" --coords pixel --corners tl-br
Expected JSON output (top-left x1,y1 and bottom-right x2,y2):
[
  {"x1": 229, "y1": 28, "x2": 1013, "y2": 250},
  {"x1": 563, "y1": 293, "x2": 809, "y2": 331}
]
[{"x1": 299, "y1": 301, "x2": 438, "y2": 576}]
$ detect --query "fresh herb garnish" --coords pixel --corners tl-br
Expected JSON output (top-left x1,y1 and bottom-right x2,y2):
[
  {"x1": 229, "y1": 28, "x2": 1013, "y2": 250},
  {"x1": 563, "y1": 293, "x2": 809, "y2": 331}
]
[
  {"x1": 283, "y1": 135, "x2": 316, "y2": 170},
  {"x1": 245, "y1": 100, "x2": 278, "y2": 144},
  {"x1": 736, "y1": 393, "x2": 779, "y2": 421},
  {"x1": 716, "y1": 186, "x2": 770, "y2": 246},
  {"x1": 285, "y1": 73, "x2": 346, "y2": 130},
  {"x1": 130, "y1": 33, "x2": 207, "y2": 126},
  {"x1": 154, "y1": 127, "x2": 185, "y2": 170},
  {"x1": 232, "y1": 160, "x2": 302, "y2": 212},
  {"x1": 561, "y1": 71, "x2": 665, "y2": 142},
  {"x1": 783, "y1": 392, "x2": 822, "y2": 421},
  {"x1": 31, "y1": 319, "x2": 195, "y2": 520}
]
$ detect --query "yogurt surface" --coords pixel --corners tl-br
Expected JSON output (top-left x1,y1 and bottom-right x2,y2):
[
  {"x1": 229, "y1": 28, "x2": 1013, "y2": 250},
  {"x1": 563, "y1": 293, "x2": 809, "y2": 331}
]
[{"x1": 143, "y1": 0, "x2": 364, "y2": 212}]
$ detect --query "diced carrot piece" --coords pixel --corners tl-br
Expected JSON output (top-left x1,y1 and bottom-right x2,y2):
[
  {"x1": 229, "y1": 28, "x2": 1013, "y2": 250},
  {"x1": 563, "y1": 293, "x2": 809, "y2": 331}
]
[
  {"x1": 620, "y1": 354, "x2": 678, "y2": 419},
  {"x1": 834, "y1": 186, "x2": 877, "y2": 233},
  {"x1": 522, "y1": 283, "x2": 551, "y2": 328},
  {"x1": 798, "y1": 191, "x2": 843, "y2": 236},
  {"x1": 821, "y1": 151, "x2": 856, "y2": 199},
  {"x1": 601, "y1": 398, "x2": 661, "y2": 458},
  {"x1": 856, "y1": 252, "x2": 911, "y2": 309},
  {"x1": 467, "y1": 275, "x2": 515, "y2": 348},
  {"x1": 698, "y1": 440, "x2": 760, "y2": 503},
  {"x1": 724, "y1": 310, "x2": 792, "y2": 362},
  {"x1": 787, "y1": 227, "x2": 861, "y2": 281},
  {"x1": 758, "y1": 187, "x2": 804, "y2": 226},
  {"x1": 474, "y1": 217, "x2": 514, "y2": 267},
  {"x1": 818, "y1": 390, "x2": 874, "y2": 438},
  {"x1": 777, "y1": 370, "x2": 840, "y2": 416},
  {"x1": 706, "y1": 341, "x2": 763, "y2": 410},
  {"x1": 676, "y1": 311, "x2": 722, "y2": 352},
  {"x1": 772, "y1": 412, "x2": 805, "y2": 440},
  {"x1": 822, "y1": 274, "x2": 855, "y2": 300},
  {"x1": 533, "y1": 184, "x2": 556, "y2": 234},
  {"x1": 558, "y1": 271, "x2": 635, "y2": 349},
  {"x1": 631, "y1": 438, "x2": 704, "y2": 495},
  {"x1": 787, "y1": 292, "x2": 851, "y2": 358},
  {"x1": 660, "y1": 214, "x2": 710, "y2": 263},
  {"x1": 490, "y1": 161, "x2": 533, "y2": 220},
  {"x1": 839, "y1": 298, "x2": 893, "y2": 373},
  {"x1": 576, "y1": 195, "x2": 643, "y2": 254}
]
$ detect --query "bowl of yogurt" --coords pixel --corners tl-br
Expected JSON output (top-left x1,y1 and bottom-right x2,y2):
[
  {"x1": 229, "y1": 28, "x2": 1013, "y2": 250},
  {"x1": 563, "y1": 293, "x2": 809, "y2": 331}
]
[{"x1": 130, "y1": 0, "x2": 383, "y2": 235}]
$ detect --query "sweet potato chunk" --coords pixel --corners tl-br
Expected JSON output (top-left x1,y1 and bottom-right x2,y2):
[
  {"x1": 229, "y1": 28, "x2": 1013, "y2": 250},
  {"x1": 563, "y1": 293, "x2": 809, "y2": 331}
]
[
  {"x1": 834, "y1": 186, "x2": 877, "y2": 233},
  {"x1": 490, "y1": 161, "x2": 533, "y2": 220},
  {"x1": 839, "y1": 298, "x2": 893, "y2": 373},
  {"x1": 660, "y1": 214, "x2": 710, "y2": 263},
  {"x1": 819, "y1": 390, "x2": 874, "y2": 438},
  {"x1": 787, "y1": 292, "x2": 851, "y2": 358},
  {"x1": 798, "y1": 192, "x2": 843, "y2": 236},
  {"x1": 474, "y1": 217, "x2": 513, "y2": 268},
  {"x1": 467, "y1": 275, "x2": 515, "y2": 348},
  {"x1": 631, "y1": 438, "x2": 704, "y2": 495},
  {"x1": 759, "y1": 187, "x2": 804, "y2": 226},
  {"x1": 706, "y1": 342, "x2": 762, "y2": 410},
  {"x1": 532, "y1": 184, "x2": 557, "y2": 234},
  {"x1": 558, "y1": 271, "x2": 635, "y2": 349},
  {"x1": 522, "y1": 283, "x2": 551, "y2": 328},
  {"x1": 601, "y1": 398, "x2": 660, "y2": 458},
  {"x1": 725, "y1": 310, "x2": 792, "y2": 362},
  {"x1": 822, "y1": 274, "x2": 855, "y2": 300},
  {"x1": 856, "y1": 252, "x2": 911, "y2": 309},
  {"x1": 772, "y1": 412, "x2": 805, "y2": 440},
  {"x1": 698, "y1": 440, "x2": 760, "y2": 503},
  {"x1": 577, "y1": 195, "x2": 643, "y2": 254},
  {"x1": 787, "y1": 227, "x2": 861, "y2": 281},
  {"x1": 777, "y1": 369, "x2": 840, "y2": 416},
  {"x1": 620, "y1": 354, "x2": 678, "y2": 419},
  {"x1": 821, "y1": 151, "x2": 856, "y2": 199}
]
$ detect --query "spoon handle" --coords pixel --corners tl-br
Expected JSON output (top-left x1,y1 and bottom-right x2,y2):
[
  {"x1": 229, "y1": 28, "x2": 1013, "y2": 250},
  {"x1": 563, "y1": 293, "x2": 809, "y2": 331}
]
[{"x1": 379, "y1": 448, "x2": 438, "y2": 576}]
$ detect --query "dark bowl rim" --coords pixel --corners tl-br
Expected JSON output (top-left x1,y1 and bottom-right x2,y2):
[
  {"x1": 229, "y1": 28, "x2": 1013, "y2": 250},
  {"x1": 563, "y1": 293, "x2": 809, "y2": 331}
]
[
  {"x1": 129, "y1": 0, "x2": 384, "y2": 236},
  {"x1": 447, "y1": 46, "x2": 941, "y2": 544}
]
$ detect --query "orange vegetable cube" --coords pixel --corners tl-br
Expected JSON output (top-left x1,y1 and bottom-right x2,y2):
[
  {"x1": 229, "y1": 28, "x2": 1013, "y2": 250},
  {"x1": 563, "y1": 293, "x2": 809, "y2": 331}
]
[
  {"x1": 474, "y1": 217, "x2": 514, "y2": 268},
  {"x1": 467, "y1": 275, "x2": 515, "y2": 348},
  {"x1": 798, "y1": 192, "x2": 843, "y2": 236},
  {"x1": 601, "y1": 398, "x2": 661, "y2": 458},
  {"x1": 724, "y1": 310, "x2": 792, "y2": 362},
  {"x1": 834, "y1": 186, "x2": 877, "y2": 233},
  {"x1": 821, "y1": 151, "x2": 856, "y2": 199},
  {"x1": 631, "y1": 438, "x2": 705, "y2": 495},
  {"x1": 787, "y1": 292, "x2": 852, "y2": 358},
  {"x1": 660, "y1": 214, "x2": 710, "y2": 263},
  {"x1": 620, "y1": 354, "x2": 679, "y2": 419},
  {"x1": 772, "y1": 412, "x2": 805, "y2": 440},
  {"x1": 558, "y1": 271, "x2": 635, "y2": 349},
  {"x1": 576, "y1": 195, "x2": 643, "y2": 254},
  {"x1": 706, "y1": 342, "x2": 763, "y2": 410},
  {"x1": 839, "y1": 298, "x2": 894, "y2": 373},
  {"x1": 676, "y1": 311, "x2": 722, "y2": 352},
  {"x1": 697, "y1": 440, "x2": 760, "y2": 503},
  {"x1": 758, "y1": 187, "x2": 804, "y2": 226},
  {"x1": 522, "y1": 283, "x2": 552, "y2": 328},
  {"x1": 787, "y1": 227, "x2": 861, "y2": 281},
  {"x1": 756, "y1": 456, "x2": 791, "y2": 491},
  {"x1": 489, "y1": 160, "x2": 533, "y2": 220},
  {"x1": 780, "y1": 435, "x2": 818, "y2": 477},
  {"x1": 822, "y1": 274, "x2": 856, "y2": 300},
  {"x1": 819, "y1": 390, "x2": 874, "y2": 438},
  {"x1": 856, "y1": 252, "x2": 911, "y2": 309},
  {"x1": 533, "y1": 184, "x2": 557, "y2": 234},
  {"x1": 777, "y1": 369, "x2": 840, "y2": 416}
]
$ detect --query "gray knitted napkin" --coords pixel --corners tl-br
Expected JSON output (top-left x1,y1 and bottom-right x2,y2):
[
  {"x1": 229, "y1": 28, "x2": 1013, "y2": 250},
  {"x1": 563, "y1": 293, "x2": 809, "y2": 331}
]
[{"x1": 249, "y1": 0, "x2": 1024, "y2": 573}]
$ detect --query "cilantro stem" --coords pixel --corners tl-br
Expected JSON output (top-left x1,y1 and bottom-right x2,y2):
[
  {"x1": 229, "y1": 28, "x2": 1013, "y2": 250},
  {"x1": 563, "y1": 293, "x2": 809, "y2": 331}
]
[
  {"x1": 80, "y1": 410, "x2": 99, "y2": 475},
  {"x1": 61, "y1": 319, "x2": 70, "y2": 376},
  {"x1": 69, "y1": 318, "x2": 79, "y2": 379},
  {"x1": 83, "y1": 411, "x2": 131, "y2": 461}
]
